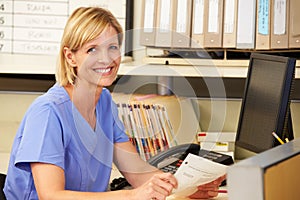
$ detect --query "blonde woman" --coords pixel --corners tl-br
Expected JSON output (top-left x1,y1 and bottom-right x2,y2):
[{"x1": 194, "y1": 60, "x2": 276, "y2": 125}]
[{"x1": 4, "y1": 7, "x2": 224, "y2": 200}]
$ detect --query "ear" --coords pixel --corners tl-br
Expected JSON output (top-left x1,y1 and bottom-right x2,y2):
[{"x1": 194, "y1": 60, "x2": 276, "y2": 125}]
[{"x1": 63, "y1": 47, "x2": 77, "y2": 67}]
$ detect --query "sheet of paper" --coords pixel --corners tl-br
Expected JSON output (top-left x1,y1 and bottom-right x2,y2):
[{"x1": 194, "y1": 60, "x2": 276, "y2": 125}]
[{"x1": 171, "y1": 153, "x2": 227, "y2": 198}]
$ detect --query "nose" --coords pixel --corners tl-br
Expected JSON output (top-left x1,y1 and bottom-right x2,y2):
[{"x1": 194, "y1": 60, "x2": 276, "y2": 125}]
[{"x1": 97, "y1": 49, "x2": 111, "y2": 65}]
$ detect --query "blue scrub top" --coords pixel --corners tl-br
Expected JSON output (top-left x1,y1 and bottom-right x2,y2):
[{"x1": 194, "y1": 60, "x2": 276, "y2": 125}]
[{"x1": 4, "y1": 84, "x2": 129, "y2": 199}]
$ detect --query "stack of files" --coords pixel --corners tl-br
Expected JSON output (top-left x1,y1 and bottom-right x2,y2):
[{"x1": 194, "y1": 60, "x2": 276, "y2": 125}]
[
  {"x1": 116, "y1": 102, "x2": 178, "y2": 161},
  {"x1": 197, "y1": 132, "x2": 236, "y2": 158}
]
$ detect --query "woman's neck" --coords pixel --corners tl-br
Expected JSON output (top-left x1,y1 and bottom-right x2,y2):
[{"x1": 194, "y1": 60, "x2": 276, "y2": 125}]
[{"x1": 64, "y1": 83, "x2": 103, "y2": 130}]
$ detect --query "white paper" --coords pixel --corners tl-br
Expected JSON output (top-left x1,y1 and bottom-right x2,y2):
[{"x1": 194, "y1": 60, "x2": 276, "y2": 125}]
[{"x1": 171, "y1": 153, "x2": 227, "y2": 198}]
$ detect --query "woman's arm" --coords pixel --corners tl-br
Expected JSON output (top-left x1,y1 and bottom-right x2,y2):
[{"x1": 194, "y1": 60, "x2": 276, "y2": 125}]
[
  {"x1": 31, "y1": 163, "x2": 136, "y2": 200},
  {"x1": 113, "y1": 141, "x2": 164, "y2": 187},
  {"x1": 113, "y1": 141, "x2": 227, "y2": 200},
  {"x1": 30, "y1": 141, "x2": 177, "y2": 200}
]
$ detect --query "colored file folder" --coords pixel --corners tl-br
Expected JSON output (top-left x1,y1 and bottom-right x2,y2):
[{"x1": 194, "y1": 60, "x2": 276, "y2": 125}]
[{"x1": 256, "y1": 0, "x2": 271, "y2": 49}]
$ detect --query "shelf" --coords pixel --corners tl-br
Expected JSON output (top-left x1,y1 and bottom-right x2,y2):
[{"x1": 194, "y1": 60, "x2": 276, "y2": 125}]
[
  {"x1": 1, "y1": 53, "x2": 300, "y2": 78},
  {"x1": 119, "y1": 59, "x2": 300, "y2": 78},
  {"x1": 119, "y1": 61, "x2": 249, "y2": 78}
]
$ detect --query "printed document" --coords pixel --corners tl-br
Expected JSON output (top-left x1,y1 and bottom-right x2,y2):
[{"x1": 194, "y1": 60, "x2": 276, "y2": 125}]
[{"x1": 171, "y1": 153, "x2": 228, "y2": 198}]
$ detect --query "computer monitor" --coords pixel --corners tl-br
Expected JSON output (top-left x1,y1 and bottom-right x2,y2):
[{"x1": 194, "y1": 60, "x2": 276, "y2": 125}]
[{"x1": 235, "y1": 53, "x2": 296, "y2": 154}]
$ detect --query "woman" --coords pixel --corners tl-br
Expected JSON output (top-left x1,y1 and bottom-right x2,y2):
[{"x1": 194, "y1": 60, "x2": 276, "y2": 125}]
[{"x1": 4, "y1": 7, "x2": 224, "y2": 199}]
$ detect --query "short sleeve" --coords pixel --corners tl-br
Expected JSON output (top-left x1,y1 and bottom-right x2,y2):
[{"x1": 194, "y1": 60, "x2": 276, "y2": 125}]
[{"x1": 15, "y1": 103, "x2": 65, "y2": 172}]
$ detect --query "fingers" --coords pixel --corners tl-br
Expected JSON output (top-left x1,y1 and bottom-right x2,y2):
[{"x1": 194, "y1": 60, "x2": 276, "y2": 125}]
[
  {"x1": 150, "y1": 173, "x2": 178, "y2": 195},
  {"x1": 132, "y1": 173, "x2": 178, "y2": 200},
  {"x1": 188, "y1": 175, "x2": 226, "y2": 199},
  {"x1": 188, "y1": 188, "x2": 219, "y2": 199}
]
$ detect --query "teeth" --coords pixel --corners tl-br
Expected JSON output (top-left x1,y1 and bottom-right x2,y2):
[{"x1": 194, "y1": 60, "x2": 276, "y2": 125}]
[{"x1": 95, "y1": 68, "x2": 111, "y2": 73}]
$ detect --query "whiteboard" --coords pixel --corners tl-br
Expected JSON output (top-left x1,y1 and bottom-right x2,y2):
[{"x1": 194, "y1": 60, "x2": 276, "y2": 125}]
[{"x1": 0, "y1": 0, "x2": 127, "y2": 74}]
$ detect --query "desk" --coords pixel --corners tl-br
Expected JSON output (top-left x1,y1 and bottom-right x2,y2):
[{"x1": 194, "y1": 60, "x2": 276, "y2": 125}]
[
  {"x1": 167, "y1": 191, "x2": 228, "y2": 200},
  {"x1": 111, "y1": 164, "x2": 228, "y2": 199},
  {"x1": 1, "y1": 155, "x2": 228, "y2": 199}
]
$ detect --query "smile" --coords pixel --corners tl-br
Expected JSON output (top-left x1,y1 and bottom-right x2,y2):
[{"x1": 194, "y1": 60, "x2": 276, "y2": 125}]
[{"x1": 94, "y1": 67, "x2": 112, "y2": 74}]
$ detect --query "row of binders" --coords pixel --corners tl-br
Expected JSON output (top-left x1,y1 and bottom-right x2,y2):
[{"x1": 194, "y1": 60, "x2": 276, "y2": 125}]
[
  {"x1": 116, "y1": 102, "x2": 178, "y2": 161},
  {"x1": 140, "y1": 0, "x2": 300, "y2": 50}
]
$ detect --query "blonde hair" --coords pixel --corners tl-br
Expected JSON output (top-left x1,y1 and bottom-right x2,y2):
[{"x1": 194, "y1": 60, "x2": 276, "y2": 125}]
[{"x1": 56, "y1": 7, "x2": 123, "y2": 86}]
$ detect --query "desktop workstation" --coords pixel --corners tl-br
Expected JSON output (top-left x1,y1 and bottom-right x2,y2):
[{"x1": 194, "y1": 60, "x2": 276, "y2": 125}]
[{"x1": 111, "y1": 52, "x2": 299, "y2": 200}]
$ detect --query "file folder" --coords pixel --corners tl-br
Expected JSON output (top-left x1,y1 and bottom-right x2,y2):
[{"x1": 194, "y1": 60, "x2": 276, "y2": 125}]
[
  {"x1": 236, "y1": 0, "x2": 257, "y2": 49},
  {"x1": 140, "y1": 0, "x2": 158, "y2": 46},
  {"x1": 223, "y1": 0, "x2": 238, "y2": 48},
  {"x1": 256, "y1": 0, "x2": 271, "y2": 49},
  {"x1": 204, "y1": 0, "x2": 224, "y2": 48},
  {"x1": 289, "y1": 0, "x2": 300, "y2": 48},
  {"x1": 154, "y1": 0, "x2": 174, "y2": 47},
  {"x1": 191, "y1": 0, "x2": 206, "y2": 48},
  {"x1": 270, "y1": 0, "x2": 289, "y2": 49},
  {"x1": 171, "y1": 0, "x2": 193, "y2": 48}
]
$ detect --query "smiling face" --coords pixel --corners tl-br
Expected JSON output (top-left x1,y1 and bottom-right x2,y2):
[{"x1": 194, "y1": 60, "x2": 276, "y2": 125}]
[{"x1": 64, "y1": 26, "x2": 121, "y2": 88}]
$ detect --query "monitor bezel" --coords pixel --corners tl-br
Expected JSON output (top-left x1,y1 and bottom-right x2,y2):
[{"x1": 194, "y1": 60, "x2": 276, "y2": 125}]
[{"x1": 235, "y1": 53, "x2": 296, "y2": 153}]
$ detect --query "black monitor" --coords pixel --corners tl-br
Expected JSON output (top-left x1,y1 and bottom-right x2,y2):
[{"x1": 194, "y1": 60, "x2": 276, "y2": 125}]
[{"x1": 235, "y1": 53, "x2": 296, "y2": 154}]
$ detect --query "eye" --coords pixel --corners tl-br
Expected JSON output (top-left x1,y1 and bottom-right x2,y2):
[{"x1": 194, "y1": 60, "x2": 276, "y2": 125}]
[
  {"x1": 109, "y1": 45, "x2": 119, "y2": 50},
  {"x1": 87, "y1": 47, "x2": 97, "y2": 54}
]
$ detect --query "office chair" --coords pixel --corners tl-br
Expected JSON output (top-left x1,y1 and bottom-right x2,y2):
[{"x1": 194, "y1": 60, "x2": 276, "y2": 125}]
[{"x1": 0, "y1": 173, "x2": 6, "y2": 200}]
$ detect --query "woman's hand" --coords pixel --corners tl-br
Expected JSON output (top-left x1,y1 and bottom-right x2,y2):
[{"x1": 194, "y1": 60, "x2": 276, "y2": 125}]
[
  {"x1": 188, "y1": 175, "x2": 226, "y2": 199},
  {"x1": 129, "y1": 172, "x2": 178, "y2": 200}
]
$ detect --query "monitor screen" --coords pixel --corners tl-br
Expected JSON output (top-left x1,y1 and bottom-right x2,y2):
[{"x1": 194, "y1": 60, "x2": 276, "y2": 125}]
[{"x1": 235, "y1": 53, "x2": 296, "y2": 153}]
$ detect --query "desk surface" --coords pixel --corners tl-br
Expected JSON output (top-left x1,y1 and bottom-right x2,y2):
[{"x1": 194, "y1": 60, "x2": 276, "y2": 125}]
[
  {"x1": 167, "y1": 193, "x2": 227, "y2": 200},
  {"x1": 111, "y1": 164, "x2": 228, "y2": 199}
]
